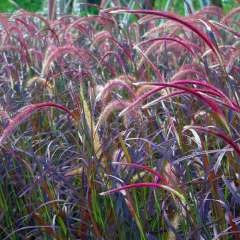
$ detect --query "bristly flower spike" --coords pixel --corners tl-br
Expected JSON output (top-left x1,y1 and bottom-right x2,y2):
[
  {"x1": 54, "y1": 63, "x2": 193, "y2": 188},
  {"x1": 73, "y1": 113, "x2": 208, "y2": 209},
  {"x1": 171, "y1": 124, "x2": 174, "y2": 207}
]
[
  {"x1": 110, "y1": 9, "x2": 218, "y2": 56},
  {"x1": 0, "y1": 103, "x2": 76, "y2": 145}
]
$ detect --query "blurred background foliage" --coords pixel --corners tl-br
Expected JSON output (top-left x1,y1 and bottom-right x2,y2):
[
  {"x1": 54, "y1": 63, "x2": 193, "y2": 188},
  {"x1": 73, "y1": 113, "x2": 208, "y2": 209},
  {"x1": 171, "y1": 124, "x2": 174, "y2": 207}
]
[
  {"x1": 0, "y1": 0, "x2": 43, "y2": 13},
  {"x1": 0, "y1": 0, "x2": 236, "y2": 15}
]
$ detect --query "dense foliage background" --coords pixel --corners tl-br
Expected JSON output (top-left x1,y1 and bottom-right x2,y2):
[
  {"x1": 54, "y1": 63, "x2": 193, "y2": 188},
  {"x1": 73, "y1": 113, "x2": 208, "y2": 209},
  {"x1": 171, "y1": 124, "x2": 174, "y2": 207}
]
[
  {"x1": 0, "y1": 0, "x2": 236, "y2": 15},
  {"x1": 0, "y1": 0, "x2": 240, "y2": 239},
  {"x1": 0, "y1": 0, "x2": 42, "y2": 13}
]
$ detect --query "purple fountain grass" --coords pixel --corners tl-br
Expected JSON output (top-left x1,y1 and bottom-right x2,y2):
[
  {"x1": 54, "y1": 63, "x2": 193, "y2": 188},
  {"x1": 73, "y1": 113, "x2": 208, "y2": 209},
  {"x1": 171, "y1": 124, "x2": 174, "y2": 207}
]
[
  {"x1": 181, "y1": 62, "x2": 205, "y2": 71},
  {"x1": 163, "y1": 103, "x2": 180, "y2": 145},
  {"x1": 138, "y1": 11, "x2": 181, "y2": 24},
  {"x1": 2, "y1": 146, "x2": 33, "y2": 175},
  {"x1": 101, "y1": 6, "x2": 131, "y2": 13},
  {"x1": 92, "y1": 31, "x2": 111, "y2": 46},
  {"x1": 12, "y1": 12, "x2": 51, "y2": 29},
  {"x1": 29, "y1": 48, "x2": 43, "y2": 63},
  {"x1": 136, "y1": 85, "x2": 167, "y2": 99},
  {"x1": 52, "y1": 15, "x2": 78, "y2": 24},
  {"x1": 221, "y1": 7, "x2": 240, "y2": 24},
  {"x1": 41, "y1": 46, "x2": 98, "y2": 76},
  {"x1": 14, "y1": 17, "x2": 36, "y2": 36},
  {"x1": 202, "y1": 45, "x2": 237, "y2": 58},
  {"x1": 100, "y1": 163, "x2": 186, "y2": 203},
  {"x1": 96, "y1": 79, "x2": 136, "y2": 104},
  {"x1": 0, "y1": 13, "x2": 12, "y2": 19},
  {"x1": 113, "y1": 149, "x2": 125, "y2": 163},
  {"x1": 27, "y1": 76, "x2": 53, "y2": 97},
  {"x1": 142, "y1": 88, "x2": 235, "y2": 109},
  {"x1": 95, "y1": 100, "x2": 140, "y2": 130},
  {"x1": 228, "y1": 19, "x2": 240, "y2": 27},
  {"x1": 137, "y1": 41, "x2": 177, "y2": 69},
  {"x1": 128, "y1": 23, "x2": 140, "y2": 43},
  {"x1": 110, "y1": 9, "x2": 218, "y2": 57},
  {"x1": 191, "y1": 16, "x2": 222, "y2": 39},
  {"x1": 148, "y1": 21, "x2": 155, "y2": 31},
  {"x1": 81, "y1": 3, "x2": 103, "y2": 11},
  {"x1": 0, "y1": 103, "x2": 76, "y2": 145},
  {"x1": 99, "y1": 182, "x2": 171, "y2": 195},
  {"x1": 0, "y1": 45, "x2": 25, "y2": 54},
  {"x1": 100, "y1": 6, "x2": 133, "y2": 22},
  {"x1": 65, "y1": 15, "x2": 114, "y2": 33},
  {"x1": 138, "y1": 37, "x2": 202, "y2": 54},
  {"x1": 196, "y1": 6, "x2": 225, "y2": 16},
  {"x1": 170, "y1": 45, "x2": 192, "y2": 64},
  {"x1": 0, "y1": 105, "x2": 12, "y2": 124},
  {"x1": 176, "y1": 36, "x2": 205, "y2": 53},
  {"x1": 107, "y1": 36, "x2": 133, "y2": 62},
  {"x1": 0, "y1": 46, "x2": 28, "y2": 72},
  {"x1": 195, "y1": 8, "x2": 225, "y2": 18},
  {"x1": 118, "y1": 86, "x2": 172, "y2": 118},
  {"x1": 144, "y1": 16, "x2": 221, "y2": 40},
  {"x1": 5, "y1": 25, "x2": 24, "y2": 41},
  {"x1": 57, "y1": 25, "x2": 88, "y2": 40},
  {"x1": 112, "y1": 149, "x2": 127, "y2": 174},
  {"x1": 184, "y1": 126, "x2": 240, "y2": 158},
  {"x1": 99, "y1": 42, "x2": 110, "y2": 56},
  {"x1": 170, "y1": 69, "x2": 205, "y2": 81},
  {"x1": 142, "y1": 88, "x2": 240, "y2": 122},
  {"x1": 95, "y1": 100, "x2": 128, "y2": 130},
  {"x1": 143, "y1": 20, "x2": 182, "y2": 36},
  {"x1": 1, "y1": 2, "x2": 240, "y2": 238},
  {"x1": 36, "y1": 29, "x2": 59, "y2": 46},
  {"x1": 63, "y1": 32, "x2": 74, "y2": 46},
  {"x1": 112, "y1": 162, "x2": 169, "y2": 185},
  {"x1": 98, "y1": 51, "x2": 127, "y2": 74},
  {"x1": 137, "y1": 37, "x2": 198, "y2": 60},
  {"x1": 120, "y1": 81, "x2": 230, "y2": 132},
  {"x1": 210, "y1": 20, "x2": 240, "y2": 39},
  {"x1": 163, "y1": 163, "x2": 177, "y2": 184},
  {"x1": 100, "y1": 183, "x2": 187, "y2": 204},
  {"x1": 117, "y1": 75, "x2": 136, "y2": 83},
  {"x1": 62, "y1": 25, "x2": 91, "y2": 40},
  {"x1": 133, "y1": 44, "x2": 164, "y2": 82},
  {"x1": 226, "y1": 48, "x2": 240, "y2": 73},
  {"x1": 138, "y1": 15, "x2": 158, "y2": 24},
  {"x1": 135, "y1": 79, "x2": 236, "y2": 106}
]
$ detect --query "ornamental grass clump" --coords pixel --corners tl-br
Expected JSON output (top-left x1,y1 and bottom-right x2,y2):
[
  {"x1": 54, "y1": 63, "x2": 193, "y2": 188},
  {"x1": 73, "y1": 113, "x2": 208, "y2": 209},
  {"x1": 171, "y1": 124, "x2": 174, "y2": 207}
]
[{"x1": 0, "y1": 0, "x2": 240, "y2": 239}]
